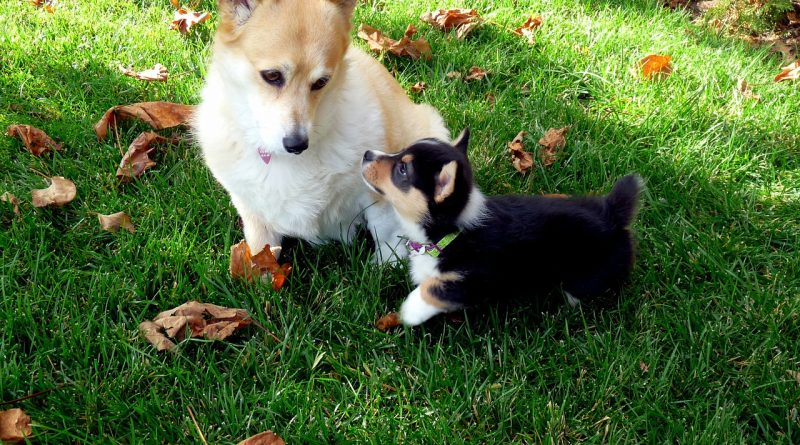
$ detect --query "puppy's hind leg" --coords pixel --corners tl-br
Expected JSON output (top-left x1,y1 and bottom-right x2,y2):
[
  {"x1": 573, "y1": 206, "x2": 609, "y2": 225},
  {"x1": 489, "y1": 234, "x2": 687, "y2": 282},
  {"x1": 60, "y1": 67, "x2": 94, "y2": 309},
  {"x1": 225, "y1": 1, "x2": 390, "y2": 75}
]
[
  {"x1": 399, "y1": 275, "x2": 462, "y2": 326},
  {"x1": 399, "y1": 287, "x2": 447, "y2": 326},
  {"x1": 364, "y1": 199, "x2": 406, "y2": 264}
]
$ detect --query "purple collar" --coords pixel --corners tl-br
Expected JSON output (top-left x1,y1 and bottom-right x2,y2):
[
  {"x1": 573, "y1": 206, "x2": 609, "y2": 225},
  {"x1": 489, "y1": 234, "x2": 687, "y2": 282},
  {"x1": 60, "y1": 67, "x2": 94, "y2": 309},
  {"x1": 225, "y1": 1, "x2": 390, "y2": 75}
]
[{"x1": 404, "y1": 232, "x2": 459, "y2": 258}]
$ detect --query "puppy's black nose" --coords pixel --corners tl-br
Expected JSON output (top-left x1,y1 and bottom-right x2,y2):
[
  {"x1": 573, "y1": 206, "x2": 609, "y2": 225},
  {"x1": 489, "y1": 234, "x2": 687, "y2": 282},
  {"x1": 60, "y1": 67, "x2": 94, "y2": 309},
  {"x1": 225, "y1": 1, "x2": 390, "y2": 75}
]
[
  {"x1": 283, "y1": 133, "x2": 309, "y2": 154},
  {"x1": 363, "y1": 151, "x2": 376, "y2": 162}
]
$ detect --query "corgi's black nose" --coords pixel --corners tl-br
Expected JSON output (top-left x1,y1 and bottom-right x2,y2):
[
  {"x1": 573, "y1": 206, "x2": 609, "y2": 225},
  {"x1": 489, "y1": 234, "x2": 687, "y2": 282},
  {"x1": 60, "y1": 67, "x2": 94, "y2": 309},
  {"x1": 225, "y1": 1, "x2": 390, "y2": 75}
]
[
  {"x1": 363, "y1": 150, "x2": 376, "y2": 162},
  {"x1": 283, "y1": 132, "x2": 309, "y2": 154}
]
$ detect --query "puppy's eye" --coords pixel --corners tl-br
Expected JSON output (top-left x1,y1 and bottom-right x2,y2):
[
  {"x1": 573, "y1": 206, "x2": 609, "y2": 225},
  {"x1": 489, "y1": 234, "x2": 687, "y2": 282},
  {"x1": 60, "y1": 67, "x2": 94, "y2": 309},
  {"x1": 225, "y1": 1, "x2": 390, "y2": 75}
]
[
  {"x1": 311, "y1": 77, "x2": 330, "y2": 91},
  {"x1": 396, "y1": 162, "x2": 408, "y2": 176},
  {"x1": 260, "y1": 70, "x2": 284, "y2": 87}
]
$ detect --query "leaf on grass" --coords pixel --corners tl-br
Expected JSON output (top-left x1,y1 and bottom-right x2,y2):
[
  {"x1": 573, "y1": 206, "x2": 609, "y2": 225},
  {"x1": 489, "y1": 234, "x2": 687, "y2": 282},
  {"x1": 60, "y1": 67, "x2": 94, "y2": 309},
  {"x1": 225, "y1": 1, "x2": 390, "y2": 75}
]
[
  {"x1": 638, "y1": 54, "x2": 672, "y2": 79},
  {"x1": 31, "y1": 176, "x2": 76, "y2": 208},
  {"x1": 446, "y1": 71, "x2": 462, "y2": 80},
  {"x1": 464, "y1": 66, "x2": 489, "y2": 81},
  {"x1": 171, "y1": 7, "x2": 210, "y2": 34},
  {"x1": 788, "y1": 369, "x2": 800, "y2": 385},
  {"x1": 139, "y1": 301, "x2": 252, "y2": 351},
  {"x1": 119, "y1": 63, "x2": 168, "y2": 82},
  {"x1": 639, "y1": 361, "x2": 649, "y2": 373},
  {"x1": 116, "y1": 132, "x2": 180, "y2": 182},
  {"x1": 1, "y1": 192, "x2": 20, "y2": 215},
  {"x1": 774, "y1": 59, "x2": 800, "y2": 82},
  {"x1": 230, "y1": 240, "x2": 292, "y2": 291},
  {"x1": 410, "y1": 81, "x2": 427, "y2": 93},
  {"x1": 0, "y1": 408, "x2": 32, "y2": 443},
  {"x1": 419, "y1": 9, "x2": 483, "y2": 39},
  {"x1": 538, "y1": 127, "x2": 569, "y2": 167},
  {"x1": 6, "y1": 124, "x2": 62, "y2": 156},
  {"x1": 542, "y1": 193, "x2": 569, "y2": 198},
  {"x1": 513, "y1": 15, "x2": 542, "y2": 44},
  {"x1": 357, "y1": 24, "x2": 432, "y2": 60},
  {"x1": 734, "y1": 79, "x2": 760, "y2": 100},
  {"x1": 98, "y1": 211, "x2": 135, "y2": 233},
  {"x1": 376, "y1": 312, "x2": 401, "y2": 331},
  {"x1": 237, "y1": 431, "x2": 286, "y2": 445},
  {"x1": 94, "y1": 101, "x2": 194, "y2": 141},
  {"x1": 30, "y1": 0, "x2": 55, "y2": 13},
  {"x1": 507, "y1": 131, "x2": 533, "y2": 174}
]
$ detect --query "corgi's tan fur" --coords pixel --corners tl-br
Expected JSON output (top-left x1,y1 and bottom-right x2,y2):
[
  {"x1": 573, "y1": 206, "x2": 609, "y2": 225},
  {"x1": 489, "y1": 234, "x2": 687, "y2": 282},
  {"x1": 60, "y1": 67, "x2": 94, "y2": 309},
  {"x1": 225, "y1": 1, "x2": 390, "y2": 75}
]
[{"x1": 194, "y1": 0, "x2": 450, "y2": 261}]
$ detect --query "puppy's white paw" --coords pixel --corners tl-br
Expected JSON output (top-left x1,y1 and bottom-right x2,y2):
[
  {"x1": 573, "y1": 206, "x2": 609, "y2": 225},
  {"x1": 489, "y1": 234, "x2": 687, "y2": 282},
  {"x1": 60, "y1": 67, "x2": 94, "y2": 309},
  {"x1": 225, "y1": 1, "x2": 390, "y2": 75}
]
[{"x1": 399, "y1": 287, "x2": 444, "y2": 326}]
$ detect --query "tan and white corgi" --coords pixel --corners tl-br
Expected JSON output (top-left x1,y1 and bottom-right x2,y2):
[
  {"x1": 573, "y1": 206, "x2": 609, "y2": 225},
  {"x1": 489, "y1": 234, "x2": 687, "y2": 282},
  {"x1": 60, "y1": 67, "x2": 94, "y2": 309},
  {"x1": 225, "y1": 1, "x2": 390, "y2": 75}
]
[{"x1": 194, "y1": 0, "x2": 450, "y2": 261}]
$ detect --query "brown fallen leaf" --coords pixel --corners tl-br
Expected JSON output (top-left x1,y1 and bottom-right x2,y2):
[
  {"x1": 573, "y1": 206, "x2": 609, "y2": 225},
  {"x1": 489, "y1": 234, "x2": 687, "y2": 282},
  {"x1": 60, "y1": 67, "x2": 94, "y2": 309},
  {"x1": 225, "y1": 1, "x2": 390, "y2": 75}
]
[
  {"x1": 357, "y1": 24, "x2": 432, "y2": 60},
  {"x1": 638, "y1": 54, "x2": 672, "y2": 79},
  {"x1": 171, "y1": 7, "x2": 210, "y2": 34},
  {"x1": 420, "y1": 9, "x2": 483, "y2": 39},
  {"x1": 464, "y1": 66, "x2": 489, "y2": 81},
  {"x1": 237, "y1": 431, "x2": 286, "y2": 445},
  {"x1": 230, "y1": 240, "x2": 292, "y2": 291},
  {"x1": 774, "y1": 59, "x2": 800, "y2": 82},
  {"x1": 98, "y1": 211, "x2": 135, "y2": 233},
  {"x1": 734, "y1": 79, "x2": 760, "y2": 101},
  {"x1": 788, "y1": 369, "x2": 800, "y2": 385},
  {"x1": 94, "y1": 101, "x2": 194, "y2": 141},
  {"x1": 639, "y1": 361, "x2": 649, "y2": 373},
  {"x1": 485, "y1": 92, "x2": 496, "y2": 108},
  {"x1": 31, "y1": 176, "x2": 76, "y2": 208},
  {"x1": 446, "y1": 71, "x2": 462, "y2": 80},
  {"x1": 0, "y1": 408, "x2": 32, "y2": 443},
  {"x1": 410, "y1": 81, "x2": 427, "y2": 93},
  {"x1": 788, "y1": 12, "x2": 800, "y2": 25},
  {"x1": 1, "y1": 192, "x2": 20, "y2": 215},
  {"x1": 6, "y1": 124, "x2": 62, "y2": 156},
  {"x1": 376, "y1": 312, "x2": 401, "y2": 331},
  {"x1": 538, "y1": 127, "x2": 569, "y2": 167},
  {"x1": 513, "y1": 15, "x2": 542, "y2": 44},
  {"x1": 116, "y1": 132, "x2": 181, "y2": 182},
  {"x1": 542, "y1": 193, "x2": 569, "y2": 199},
  {"x1": 139, "y1": 301, "x2": 252, "y2": 351},
  {"x1": 30, "y1": 0, "x2": 55, "y2": 13},
  {"x1": 119, "y1": 63, "x2": 168, "y2": 82},
  {"x1": 507, "y1": 131, "x2": 533, "y2": 174}
]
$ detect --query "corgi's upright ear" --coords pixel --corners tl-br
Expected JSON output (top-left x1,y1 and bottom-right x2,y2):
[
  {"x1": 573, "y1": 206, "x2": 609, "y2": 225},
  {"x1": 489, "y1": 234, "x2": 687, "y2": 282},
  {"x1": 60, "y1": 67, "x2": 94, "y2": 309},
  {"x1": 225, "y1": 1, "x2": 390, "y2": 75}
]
[
  {"x1": 452, "y1": 128, "x2": 470, "y2": 155},
  {"x1": 218, "y1": 0, "x2": 260, "y2": 34},
  {"x1": 434, "y1": 161, "x2": 458, "y2": 204}
]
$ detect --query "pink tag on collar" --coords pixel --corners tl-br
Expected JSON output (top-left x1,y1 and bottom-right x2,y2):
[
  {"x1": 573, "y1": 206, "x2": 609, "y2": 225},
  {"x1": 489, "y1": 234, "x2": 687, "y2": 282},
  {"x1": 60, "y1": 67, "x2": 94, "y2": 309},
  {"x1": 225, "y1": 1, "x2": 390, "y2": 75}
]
[{"x1": 258, "y1": 147, "x2": 272, "y2": 165}]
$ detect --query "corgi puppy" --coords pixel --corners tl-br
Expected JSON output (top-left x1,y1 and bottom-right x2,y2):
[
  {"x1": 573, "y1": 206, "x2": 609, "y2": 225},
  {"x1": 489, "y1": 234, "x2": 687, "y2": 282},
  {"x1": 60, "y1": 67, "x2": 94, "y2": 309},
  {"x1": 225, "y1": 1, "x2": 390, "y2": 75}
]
[
  {"x1": 361, "y1": 130, "x2": 642, "y2": 326},
  {"x1": 194, "y1": 0, "x2": 450, "y2": 261}
]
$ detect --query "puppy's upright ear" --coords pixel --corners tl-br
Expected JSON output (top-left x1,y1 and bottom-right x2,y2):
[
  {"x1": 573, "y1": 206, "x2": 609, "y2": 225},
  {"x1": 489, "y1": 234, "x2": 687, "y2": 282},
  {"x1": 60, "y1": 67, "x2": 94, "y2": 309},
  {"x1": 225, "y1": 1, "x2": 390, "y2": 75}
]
[
  {"x1": 434, "y1": 161, "x2": 458, "y2": 204},
  {"x1": 218, "y1": 0, "x2": 261, "y2": 35},
  {"x1": 452, "y1": 128, "x2": 470, "y2": 155}
]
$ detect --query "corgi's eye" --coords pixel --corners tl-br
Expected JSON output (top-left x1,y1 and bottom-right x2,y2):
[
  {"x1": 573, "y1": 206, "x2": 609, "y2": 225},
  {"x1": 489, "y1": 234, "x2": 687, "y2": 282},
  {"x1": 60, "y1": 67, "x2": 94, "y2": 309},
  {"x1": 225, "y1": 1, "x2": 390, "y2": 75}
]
[
  {"x1": 396, "y1": 162, "x2": 408, "y2": 176},
  {"x1": 311, "y1": 77, "x2": 330, "y2": 91},
  {"x1": 260, "y1": 70, "x2": 284, "y2": 87}
]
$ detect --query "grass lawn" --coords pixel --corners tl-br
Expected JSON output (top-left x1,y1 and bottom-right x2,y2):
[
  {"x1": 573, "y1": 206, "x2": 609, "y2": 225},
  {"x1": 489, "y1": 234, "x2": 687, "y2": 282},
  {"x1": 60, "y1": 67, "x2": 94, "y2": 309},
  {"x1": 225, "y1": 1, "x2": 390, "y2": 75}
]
[{"x1": 2, "y1": 0, "x2": 799, "y2": 442}]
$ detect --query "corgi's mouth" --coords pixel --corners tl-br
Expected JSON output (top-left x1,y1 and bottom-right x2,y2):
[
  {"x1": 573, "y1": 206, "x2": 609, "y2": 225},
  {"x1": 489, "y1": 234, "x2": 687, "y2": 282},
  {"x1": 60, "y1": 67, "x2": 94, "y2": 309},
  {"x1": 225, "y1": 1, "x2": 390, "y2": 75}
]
[{"x1": 257, "y1": 147, "x2": 272, "y2": 165}]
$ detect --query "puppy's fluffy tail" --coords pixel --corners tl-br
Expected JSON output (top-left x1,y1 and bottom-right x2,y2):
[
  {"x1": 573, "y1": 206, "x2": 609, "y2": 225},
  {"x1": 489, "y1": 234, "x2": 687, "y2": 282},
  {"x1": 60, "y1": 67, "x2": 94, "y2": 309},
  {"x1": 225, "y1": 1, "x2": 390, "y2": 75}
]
[{"x1": 604, "y1": 174, "x2": 643, "y2": 229}]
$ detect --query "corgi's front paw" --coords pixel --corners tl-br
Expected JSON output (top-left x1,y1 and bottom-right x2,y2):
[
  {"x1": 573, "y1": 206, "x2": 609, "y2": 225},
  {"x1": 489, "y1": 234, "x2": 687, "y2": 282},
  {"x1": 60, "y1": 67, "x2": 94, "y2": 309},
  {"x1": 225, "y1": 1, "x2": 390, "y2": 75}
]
[{"x1": 399, "y1": 287, "x2": 444, "y2": 326}]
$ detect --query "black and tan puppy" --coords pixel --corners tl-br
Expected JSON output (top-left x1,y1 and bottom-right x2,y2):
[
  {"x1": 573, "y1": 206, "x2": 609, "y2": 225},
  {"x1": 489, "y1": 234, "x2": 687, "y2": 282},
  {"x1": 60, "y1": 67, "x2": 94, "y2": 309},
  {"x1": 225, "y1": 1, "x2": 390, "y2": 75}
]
[{"x1": 361, "y1": 129, "x2": 642, "y2": 326}]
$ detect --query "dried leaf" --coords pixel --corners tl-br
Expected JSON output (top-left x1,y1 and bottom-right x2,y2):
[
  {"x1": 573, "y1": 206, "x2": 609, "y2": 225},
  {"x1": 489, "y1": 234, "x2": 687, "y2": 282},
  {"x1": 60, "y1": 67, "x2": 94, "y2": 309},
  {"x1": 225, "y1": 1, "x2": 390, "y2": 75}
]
[
  {"x1": 376, "y1": 312, "x2": 401, "y2": 331},
  {"x1": 639, "y1": 361, "x2": 649, "y2": 373},
  {"x1": 735, "y1": 79, "x2": 760, "y2": 100},
  {"x1": 1, "y1": 192, "x2": 20, "y2": 215},
  {"x1": 419, "y1": 9, "x2": 483, "y2": 39},
  {"x1": 507, "y1": 131, "x2": 533, "y2": 174},
  {"x1": 410, "y1": 81, "x2": 427, "y2": 93},
  {"x1": 538, "y1": 127, "x2": 569, "y2": 167},
  {"x1": 788, "y1": 12, "x2": 800, "y2": 25},
  {"x1": 30, "y1": 0, "x2": 56, "y2": 13},
  {"x1": 94, "y1": 101, "x2": 194, "y2": 141},
  {"x1": 788, "y1": 369, "x2": 800, "y2": 385},
  {"x1": 119, "y1": 63, "x2": 168, "y2": 82},
  {"x1": 542, "y1": 193, "x2": 569, "y2": 199},
  {"x1": 513, "y1": 15, "x2": 542, "y2": 44},
  {"x1": 98, "y1": 211, "x2": 135, "y2": 233},
  {"x1": 171, "y1": 7, "x2": 210, "y2": 34},
  {"x1": 237, "y1": 431, "x2": 286, "y2": 445},
  {"x1": 140, "y1": 301, "x2": 253, "y2": 351},
  {"x1": 6, "y1": 124, "x2": 62, "y2": 156},
  {"x1": 0, "y1": 408, "x2": 32, "y2": 443},
  {"x1": 638, "y1": 54, "x2": 672, "y2": 79},
  {"x1": 357, "y1": 24, "x2": 432, "y2": 60},
  {"x1": 485, "y1": 92, "x2": 496, "y2": 107},
  {"x1": 230, "y1": 240, "x2": 292, "y2": 290},
  {"x1": 446, "y1": 71, "x2": 462, "y2": 80},
  {"x1": 464, "y1": 66, "x2": 489, "y2": 81},
  {"x1": 116, "y1": 132, "x2": 181, "y2": 182},
  {"x1": 31, "y1": 176, "x2": 76, "y2": 208},
  {"x1": 774, "y1": 59, "x2": 800, "y2": 82}
]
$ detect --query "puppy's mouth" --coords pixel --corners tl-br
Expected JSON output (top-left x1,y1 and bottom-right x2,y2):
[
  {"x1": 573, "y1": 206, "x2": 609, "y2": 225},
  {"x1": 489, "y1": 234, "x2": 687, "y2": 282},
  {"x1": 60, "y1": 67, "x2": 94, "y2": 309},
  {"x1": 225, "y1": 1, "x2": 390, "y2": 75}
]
[{"x1": 257, "y1": 147, "x2": 272, "y2": 165}]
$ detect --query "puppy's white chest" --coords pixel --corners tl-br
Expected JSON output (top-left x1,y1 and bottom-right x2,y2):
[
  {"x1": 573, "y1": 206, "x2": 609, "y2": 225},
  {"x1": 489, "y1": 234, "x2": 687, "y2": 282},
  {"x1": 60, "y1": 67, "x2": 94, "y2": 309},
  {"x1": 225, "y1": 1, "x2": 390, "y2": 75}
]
[{"x1": 409, "y1": 254, "x2": 440, "y2": 285}]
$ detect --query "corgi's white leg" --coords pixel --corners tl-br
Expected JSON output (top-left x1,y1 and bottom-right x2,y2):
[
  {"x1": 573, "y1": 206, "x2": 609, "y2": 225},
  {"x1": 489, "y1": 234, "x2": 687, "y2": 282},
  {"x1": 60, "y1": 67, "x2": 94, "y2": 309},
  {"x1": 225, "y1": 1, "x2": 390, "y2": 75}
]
[
  {"x1": 364, "y1": 199, "x2": 406, "y2": 264},
  {"x1": 232, "y1": 195, "x2": 282, "y2": 256},
  {"x1": 399, "y1": 287, "x2": 447, "y2": 326}
]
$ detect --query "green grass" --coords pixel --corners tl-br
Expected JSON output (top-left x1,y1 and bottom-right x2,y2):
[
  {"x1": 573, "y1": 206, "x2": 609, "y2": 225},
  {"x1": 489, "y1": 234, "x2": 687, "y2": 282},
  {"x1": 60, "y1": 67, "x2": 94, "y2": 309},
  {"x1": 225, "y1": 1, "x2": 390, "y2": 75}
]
[{"x1": 1, "y1": 0, "x2": 799, "y2": 442}]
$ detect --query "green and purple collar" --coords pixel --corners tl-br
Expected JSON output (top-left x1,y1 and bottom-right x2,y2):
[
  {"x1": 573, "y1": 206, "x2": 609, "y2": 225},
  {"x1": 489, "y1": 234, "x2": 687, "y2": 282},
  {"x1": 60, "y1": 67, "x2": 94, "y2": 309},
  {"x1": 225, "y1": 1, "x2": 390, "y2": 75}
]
[{"x1": 405, "y1": 232, "x2": 459, "y2": 258}]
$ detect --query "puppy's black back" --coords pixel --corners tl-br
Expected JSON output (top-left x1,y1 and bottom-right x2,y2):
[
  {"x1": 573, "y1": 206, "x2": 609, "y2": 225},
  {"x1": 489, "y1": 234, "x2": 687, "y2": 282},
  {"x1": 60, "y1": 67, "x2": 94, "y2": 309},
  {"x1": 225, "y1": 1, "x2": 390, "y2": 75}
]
[{"x1": 437, "y1": 175, "x2": 641, "y2": 306}]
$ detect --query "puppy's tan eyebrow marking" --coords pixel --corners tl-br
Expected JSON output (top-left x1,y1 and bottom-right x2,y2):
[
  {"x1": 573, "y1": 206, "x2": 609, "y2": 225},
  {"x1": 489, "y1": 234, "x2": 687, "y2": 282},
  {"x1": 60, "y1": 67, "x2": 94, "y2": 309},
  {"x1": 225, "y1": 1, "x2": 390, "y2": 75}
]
[{"x1": 401, "y1": 154, "x2": 414, "y2": 163}]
